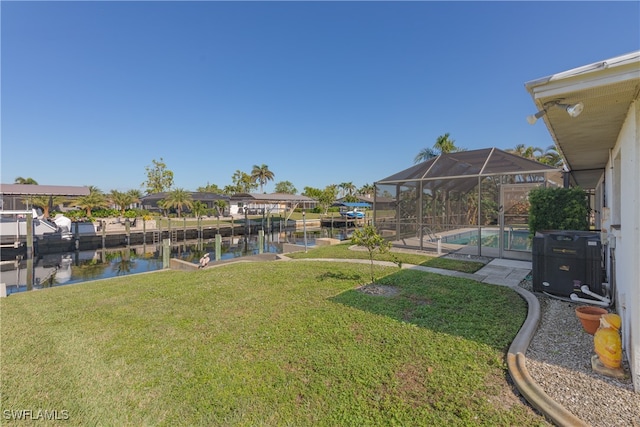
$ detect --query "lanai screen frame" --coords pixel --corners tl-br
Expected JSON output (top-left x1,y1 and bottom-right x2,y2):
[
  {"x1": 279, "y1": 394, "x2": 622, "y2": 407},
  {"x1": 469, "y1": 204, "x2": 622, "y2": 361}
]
[{"x1": 373, "y1": 148, "x2": 561, "y2": 258}]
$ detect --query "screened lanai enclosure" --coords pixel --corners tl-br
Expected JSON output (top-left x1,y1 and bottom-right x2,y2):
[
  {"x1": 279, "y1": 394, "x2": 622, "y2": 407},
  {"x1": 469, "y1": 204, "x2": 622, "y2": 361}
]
[{"x1": 373, "y1": 148, "x2": 562, "y2": 260}]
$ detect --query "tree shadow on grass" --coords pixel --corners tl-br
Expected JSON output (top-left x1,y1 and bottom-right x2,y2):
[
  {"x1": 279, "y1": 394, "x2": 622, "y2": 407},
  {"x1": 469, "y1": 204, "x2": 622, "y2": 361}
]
[
  {"x1": 316, "y1": 271, "x2": 364, "y2": 282},
  {"x1": 328, "y1": 268, "x2": 527, "y2": 352}
]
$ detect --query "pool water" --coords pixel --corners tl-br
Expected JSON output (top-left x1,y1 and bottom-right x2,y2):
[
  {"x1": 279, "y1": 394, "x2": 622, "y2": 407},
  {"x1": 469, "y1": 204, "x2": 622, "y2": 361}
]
[{"x1": 441, "y1": 229, "x2": 531, "y2": 250}]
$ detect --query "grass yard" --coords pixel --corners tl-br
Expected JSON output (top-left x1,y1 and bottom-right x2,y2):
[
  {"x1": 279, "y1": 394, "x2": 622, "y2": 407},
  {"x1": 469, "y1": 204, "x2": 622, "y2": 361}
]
[
  {"x1": 287, "y1": 242, "x2": 486, "y2": 274},
  {"x1": 0, "y1": 259, "x2": 547, "y2": 426}
]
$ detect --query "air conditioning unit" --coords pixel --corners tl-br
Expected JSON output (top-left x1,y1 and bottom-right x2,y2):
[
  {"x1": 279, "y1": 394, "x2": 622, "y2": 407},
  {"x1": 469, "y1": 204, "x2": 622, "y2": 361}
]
[{"x1": 532, "y1": 230, "x2": 604, "y2": 297}]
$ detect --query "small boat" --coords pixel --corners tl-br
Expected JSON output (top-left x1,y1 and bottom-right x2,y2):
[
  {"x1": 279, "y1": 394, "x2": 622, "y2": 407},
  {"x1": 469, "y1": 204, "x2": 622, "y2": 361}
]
[
  {"x1": 0, "y1": 209, "x2": 73, "y2": 249},
  {"x1": 339, "y1": 208, "x2": 365, "y2": 219}
]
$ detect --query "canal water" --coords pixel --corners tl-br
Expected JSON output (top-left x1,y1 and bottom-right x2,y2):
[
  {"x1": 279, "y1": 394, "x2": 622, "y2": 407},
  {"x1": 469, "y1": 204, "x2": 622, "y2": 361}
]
[{"x1": 0, "y1": 229, "x2": 350, "y2": 295}]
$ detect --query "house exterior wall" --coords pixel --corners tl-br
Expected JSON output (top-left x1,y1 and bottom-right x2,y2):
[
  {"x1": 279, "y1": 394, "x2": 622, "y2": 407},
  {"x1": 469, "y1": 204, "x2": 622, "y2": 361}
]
[
  {"x1": 229, "y1": 201, "x2": 285, "y2": 216},
  {"x1": 605, "y1": 100, "x2": 640, "y2": 391}
]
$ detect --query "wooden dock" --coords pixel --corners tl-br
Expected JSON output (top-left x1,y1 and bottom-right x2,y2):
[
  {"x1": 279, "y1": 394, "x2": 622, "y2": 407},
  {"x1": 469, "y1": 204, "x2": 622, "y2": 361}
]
[{"x1": 320, "y1": 215, "x2": 368, "y2": 228}]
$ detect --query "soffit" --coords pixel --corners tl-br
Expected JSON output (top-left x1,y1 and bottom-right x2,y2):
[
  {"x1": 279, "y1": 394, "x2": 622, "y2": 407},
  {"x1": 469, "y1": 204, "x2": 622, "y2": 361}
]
[{"x1": 526, "y1": 52, "x2": 640, "y2": 188}]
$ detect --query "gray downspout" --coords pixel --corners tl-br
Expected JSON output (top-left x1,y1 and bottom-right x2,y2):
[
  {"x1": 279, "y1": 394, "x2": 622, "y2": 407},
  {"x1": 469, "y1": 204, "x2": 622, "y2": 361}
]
[{"x1": 478, "y1": 175, "x2": 482, "y2": 257}]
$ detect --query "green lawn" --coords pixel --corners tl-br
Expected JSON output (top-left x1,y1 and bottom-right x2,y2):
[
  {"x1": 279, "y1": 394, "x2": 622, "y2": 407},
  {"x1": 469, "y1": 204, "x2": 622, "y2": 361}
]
[
  {"x1": 287, "y1": 242, "x2": 486, "y2": 274},
  {"x1": 0, "y1": 260, "x2": 547, "y2": 426}
]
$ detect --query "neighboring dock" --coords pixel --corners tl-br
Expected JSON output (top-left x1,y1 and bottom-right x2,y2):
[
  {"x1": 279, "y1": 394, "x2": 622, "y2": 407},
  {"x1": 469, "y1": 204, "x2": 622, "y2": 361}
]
[
  {"x1": 2, "y1": 214, "x2": 368, "y2": 259},
  {"x1": 320, "y1": 215, "x2": 368, "y2": 228},
  {"x1": 3, "y1": 217, "x2": 292, "y2": 258}
]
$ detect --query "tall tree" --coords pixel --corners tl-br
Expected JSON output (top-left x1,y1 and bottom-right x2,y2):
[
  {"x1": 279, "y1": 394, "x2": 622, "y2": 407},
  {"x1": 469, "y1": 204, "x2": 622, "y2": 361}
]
[
  {"x1": 539, "y1": 145, "x2": 564, "y2": 168},
  {"x1": 14, "y1": 177, "x2": 38, "y2": 185},
  {"x1": 222, "y1": 185, "x2": 238, "y2": 195},
  {"x1": 302, "y1": 186, "x2": 323, "y2": 199},
  {"x1": 231, "y1": 170, "x2": 257, "y2": 194},
  {"x1": 320, "y1": 185, "x2": 339, "y2": 214},
  {"x1": 274, "y1": 181, "x2": 297, "y2": 194},
  {"x1": 358, "y1": 183, "x2": 375, "y2": 199},
  {"x1": 197, "y1": 182, "x2": 222, "y2": 193},
  {"x1": 506, "y1": 144, "x2": 543, "y2": 160},
  {"x1": 251, "y1": 164, "x2": 275, "y2": 193},
  {"x1": 127, "y1": 189, "x2": 142, "y2": 209},
  {"x1": 142, "y1": 158, "x2": 174, "y2": 194},
  {"x1": 303, "y1": 185, "x2": 338, "y2": 214},
  {"x1": 414, "y1": 133, "x2": 463, "y2": 163},
  {"x1": 506, "y1": 144, "x2": 564, "y2": 170},
  {"x1": 110, "y1": 190, "x2": 135, "y2": 216},
  {"x1": 163, "y1": 188, "x2": 193, "y2": 218},
  {"x1": 338, "y1": 182, "x2": 356, "y2": 199},
  {"x1": 31, "y1": 195, "x2": 66, "y2": 218},
  {"x1": 74, "y1": 186, "x2": 108, "y2": 217}
]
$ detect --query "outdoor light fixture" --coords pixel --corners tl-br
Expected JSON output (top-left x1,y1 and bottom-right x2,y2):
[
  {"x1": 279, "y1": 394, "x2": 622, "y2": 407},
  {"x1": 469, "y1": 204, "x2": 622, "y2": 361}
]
[
  {"x1": 526, "y1": 109, "x2": 547, "y2": 125},
  {"x1": 562, "y1": 102, "x2": 584, "y2": 118},
  {"x1": 526, "y1": 101, "x2": 584, "y2": 125},
  {"x1": 302, "y1": 209, "x2": 307, "y2": 253}
]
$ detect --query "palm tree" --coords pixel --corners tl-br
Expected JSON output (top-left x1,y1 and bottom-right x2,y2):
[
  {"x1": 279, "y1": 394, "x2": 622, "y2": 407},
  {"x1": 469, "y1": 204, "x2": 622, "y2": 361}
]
[
  {"x1": 251, "y1": 164, "x2": 275, "y2": 194},
  {"x1": 506, "y1": 144, "x2": 564, "y2": 172},
  {"x1": 127, "y1": 189, "x2": 142, "y2": 208},
  {"x1": 231, "y1": 170, "x2": 257, "y2": 193},
  {"x1": 15, "y1": 177, "x2": 39, "y2": 207},
  {"x1": 14, "y1": 177, "x2": 38, "y2": 185},
  {"x1": 74, "y1": 186, "x2": 108, "y2": 217},
  {"x1": 338, "y1": 182, "x2": 356, "y2": 199},
  {"x1": 214, "y1": 199, "x2": 228, "y2": 218},
  {"x1": 31, "y1": 195, "x2": 66, "y2": 218},
  {"x1": 191, "y1": 200, "x2": 207, "y2": 219},
  {"x1": 109, "y1": 190, "x2": 135, "y2": 216},
  {"x1": 433, "y1": 133, "x2": 460, "y2": 154},
  {"x1": 157, "y1": 199, "x2": 170, "y2": 217},
  {"x1": 539, "y1": 145, "x2": 564, "y2": 168},
  {"x1": 507, "y1": 144, "x2": 544, "y2": 160},
  {"x1": 414, "y1": 133, "x2": 464, "y2": 163},
  {"x1": 163, "y1": 188, "x2": 193, "y2": 218},
  {"x1": 358, "y1": 183, "x2": 375, "y2": 199}
]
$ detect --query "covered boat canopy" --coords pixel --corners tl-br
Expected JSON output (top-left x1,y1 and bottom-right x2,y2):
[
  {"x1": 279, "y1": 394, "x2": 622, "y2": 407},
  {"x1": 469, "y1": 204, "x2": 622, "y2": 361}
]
[{"x1": 332, "y1": 202, "x2": 372, "y2": 209}]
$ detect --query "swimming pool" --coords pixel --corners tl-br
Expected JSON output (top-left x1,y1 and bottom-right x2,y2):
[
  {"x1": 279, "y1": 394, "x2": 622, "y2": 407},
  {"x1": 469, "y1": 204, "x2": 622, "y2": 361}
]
[{"x1": 439, "y1": 229, "x2": 531, "y2": 250}]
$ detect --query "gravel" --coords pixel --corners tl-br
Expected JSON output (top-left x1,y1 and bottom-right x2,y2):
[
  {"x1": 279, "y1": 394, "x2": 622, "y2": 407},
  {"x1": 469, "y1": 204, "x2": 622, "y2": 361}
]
[{"x1": 519, "y1": 279, "x2": 640, "y2": 427}]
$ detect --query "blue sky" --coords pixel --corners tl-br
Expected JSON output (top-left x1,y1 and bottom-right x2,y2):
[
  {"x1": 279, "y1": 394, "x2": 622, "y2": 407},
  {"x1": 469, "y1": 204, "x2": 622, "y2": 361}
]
[{"x1": 2, "y1": 1, "x2": 639, "y2": 194}]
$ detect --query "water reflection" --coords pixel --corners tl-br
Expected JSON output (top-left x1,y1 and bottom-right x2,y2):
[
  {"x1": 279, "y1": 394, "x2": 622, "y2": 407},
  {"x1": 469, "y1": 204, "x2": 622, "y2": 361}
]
[
  {"x1": 0, "y1": 248, "x2": 164, "y2": 295},
  {"x1": 0, "y1": 229, "x2": 347, "y2": 295}
]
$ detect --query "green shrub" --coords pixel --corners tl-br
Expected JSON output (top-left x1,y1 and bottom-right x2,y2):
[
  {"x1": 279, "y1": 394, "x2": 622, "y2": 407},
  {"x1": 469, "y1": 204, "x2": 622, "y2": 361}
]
[
  {"x1": 92, "y1": 208, "x2": 120, "y2": 218},
  {"x1": 64, "y1": 210, "x2": 87, "y2": 221},
  {"x1": 124, "y1": 209, "x2": 148, "y2": 218},
  {"x1": 528, "y1": 187, "x2": 589, "y2": 236}
]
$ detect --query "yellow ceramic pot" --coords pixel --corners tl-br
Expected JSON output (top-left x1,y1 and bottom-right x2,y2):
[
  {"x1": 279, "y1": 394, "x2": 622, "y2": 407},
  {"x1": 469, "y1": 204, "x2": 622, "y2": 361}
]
[{"x1": 594, "y1": 314, "x2": 622, "y2": 369}]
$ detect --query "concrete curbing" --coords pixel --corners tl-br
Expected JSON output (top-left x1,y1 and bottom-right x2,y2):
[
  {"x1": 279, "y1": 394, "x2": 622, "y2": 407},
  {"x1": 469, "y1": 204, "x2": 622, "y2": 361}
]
[{"x1": 507, "y1": 285, "x2": 590, "y2": 427}]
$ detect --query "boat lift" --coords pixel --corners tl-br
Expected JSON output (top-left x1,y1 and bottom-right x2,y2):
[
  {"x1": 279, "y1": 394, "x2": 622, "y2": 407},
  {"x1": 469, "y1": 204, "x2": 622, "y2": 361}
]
[{"x1": 0, "y1": 210, "x2": 37, "y2": 255}]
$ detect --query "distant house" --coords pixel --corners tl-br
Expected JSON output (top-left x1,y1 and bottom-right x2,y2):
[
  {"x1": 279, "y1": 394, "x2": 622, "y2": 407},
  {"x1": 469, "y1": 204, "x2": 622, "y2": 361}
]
[
  {"x1": 525, "y1": 50, "x2": 640, "y2": 392},
  {"x1": 0, "y1": 184, "x2": 90, "y2": 211},
  {"x1": 140, "y1": 192, "x2": 230, "y2": 216},
  {"x1": 229, "y1": 193, "x2": 317, "y2": 217}
]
